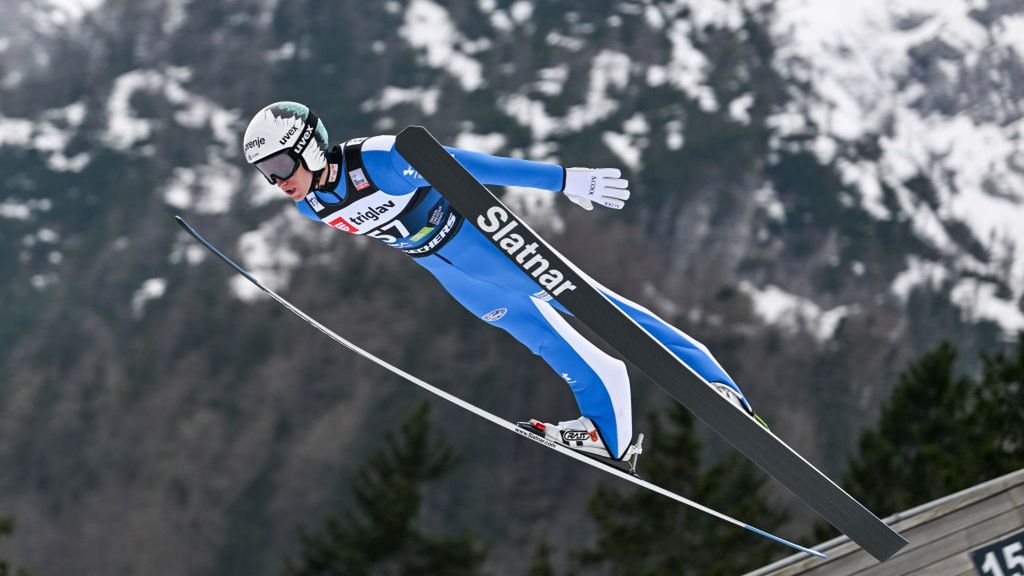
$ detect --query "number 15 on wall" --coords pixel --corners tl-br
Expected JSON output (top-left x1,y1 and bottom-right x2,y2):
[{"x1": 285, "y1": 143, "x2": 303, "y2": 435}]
[{"x1": 974, "y1": 532, "x2": 1024, "y2": 576}]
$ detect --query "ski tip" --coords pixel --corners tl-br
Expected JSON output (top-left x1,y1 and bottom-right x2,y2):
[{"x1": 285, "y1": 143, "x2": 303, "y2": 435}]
[
  {"x1": 744, "y1": 525, "x2": 828, "y2": 559},
  {"x1": 396, "y1": 125, "x2": 428, "y2": 137}
]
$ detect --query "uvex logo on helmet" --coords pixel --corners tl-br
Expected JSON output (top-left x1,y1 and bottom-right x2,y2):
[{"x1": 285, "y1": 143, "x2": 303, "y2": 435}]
[
  {"x1": 293, "y1": 123, "x2": 314, "y2": 151},
  {"x1": 278, "y1": 125, "x2": 299, "y2": 145}
]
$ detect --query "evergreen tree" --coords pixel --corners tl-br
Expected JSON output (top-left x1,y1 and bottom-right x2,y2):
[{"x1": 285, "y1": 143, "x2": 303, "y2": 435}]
[
  {"x1": 574, "y1": 406, "x2": 789, "y2": 575},
  {"x1": 282, "y1": 403, "x2": 488, "y2": 576},
  {"x1": 0, "y1": 516, "x2": 31, "y2": 576},
  {"x1": 528, "y1": 540, "x2": 558, "y2": 576},
  {"x1": 823, "y1": 336, "x2": 1024, "y2": 537},
  {"x1": 970, "y1": 336, "x2": 1024, "y2": 479}
]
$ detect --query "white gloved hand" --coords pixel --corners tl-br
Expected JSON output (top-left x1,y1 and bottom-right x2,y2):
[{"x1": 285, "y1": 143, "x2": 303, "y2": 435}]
[{"x1": 561, "y1": 167, "x2": 631, "y2": 211}]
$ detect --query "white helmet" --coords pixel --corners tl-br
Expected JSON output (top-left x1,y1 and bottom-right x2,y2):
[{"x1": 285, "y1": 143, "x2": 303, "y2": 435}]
[{"x1": 242, "y1": 101, "x2": 329, "y2": 183}]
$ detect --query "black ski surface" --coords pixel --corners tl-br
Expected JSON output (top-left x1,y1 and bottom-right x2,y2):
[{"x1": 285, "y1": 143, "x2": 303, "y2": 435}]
[{"x1": 394, "y1": 125, "x2": 909, "y2": 562}]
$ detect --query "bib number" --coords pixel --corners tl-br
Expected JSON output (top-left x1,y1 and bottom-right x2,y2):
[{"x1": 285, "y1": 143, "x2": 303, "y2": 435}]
[{"x1": 366, "y1": 220, "x2": 411, "y2": 244}]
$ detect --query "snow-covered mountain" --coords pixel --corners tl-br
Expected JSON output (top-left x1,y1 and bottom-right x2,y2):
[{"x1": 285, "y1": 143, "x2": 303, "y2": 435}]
[{"x1": 1, "y1": 1, "x2": 1021, "y2": 574}]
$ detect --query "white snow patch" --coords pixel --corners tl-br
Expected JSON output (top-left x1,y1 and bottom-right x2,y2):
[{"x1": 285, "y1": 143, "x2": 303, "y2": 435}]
[
  {"x1": 728, "y1": 93, "x2": 755, "y2": 125},
  {"x1": 36, "y1": 228, "x2": 59, "y2": 243},
  {"x1": 0, "y1": 202, "x2": 31, "y2": 220},
  {"x1": 169, "y1": 235, "x2": 208, "y2": 266},
  {"x1": 30, "y1": 273, "x2": 59, "y2": 290},
  {"x1": 361, "y1": 86, "x2": 441, "y2": 117},
  {"x1": 265, "y1": 42, "x2": 296, "y2": 63},
  {"x1": 0, "y1": 101, "x2": 91, "y2": 172},
  {"x1": 603, "y1": 132, "x2": 639, "y2": 171},
  {"x1": 230, "y1": 210, "x2": 307, "y2": 302},
  {"x1": 545, "y1": 31, "x2": 584, "y2": 52},
  {"x1": 0, "y1": 198, "x2": 49, "y2": 220},
  {"x1": 501, "y1": 50, "x2": 630, "y2": 143},
  {"x1": 665, "y1": 118, "x2": 685, "y2": 150},
  {"x1": 659, "y1": 8, "x2": 720, "y2": 112},
  {"x1": 161, "y1": 164, "x2": 241, "y2": 214},
  {"x1": 536, "y1": 65, "x2": 569, "y2": 96},
  {"x1": 502, "y1": 186, "x2": 564, "y2": 234},
  {"x1": 454, "y1": 131, "x2": 506, "y2": 155},
  {"x1": 752, "y1": 183, "x2": 786, "y2": 223},
  {"x1": 509, "y1": 1, "x2": 532, "y2": 23},
  {"x1": 890, "y1": 256, "x2": 950, "y2": 302},
  {"x1": 132, "y1": 277, "x2": 167, "y2": 318},
  {"x1": 104, "y1": 67, "x2": 241, "y2": 153},
  {"x1": 40, "y1": 0, "x2": 105, "y2": 26},
  {"x1": 998, "y1": 15, "x2": 1024, "y2": 58},
  {"x1": 951, "y1": 278, "x2": 1024, "y2": 333},
  {"x1": 740, "y1": 281, "x2": 856, "y2": 342},
  {"x1": 401, "y1": 0, "x2": 484, "y2": 91},
  {"x1": 245, "y1": 172, "x2": 287, "y2": 207},
  {"x1": 767, "y1": 0, "x2": 1024, "y2": 334}
]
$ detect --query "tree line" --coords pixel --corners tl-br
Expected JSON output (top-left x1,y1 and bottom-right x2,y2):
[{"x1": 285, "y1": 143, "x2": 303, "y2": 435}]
[
  {"x1": 281, "y1": 334, "x2": 1024, "y2": 574},
  {"x1": 2, "y1": 335, "x2": 1020, "y2": 575}
]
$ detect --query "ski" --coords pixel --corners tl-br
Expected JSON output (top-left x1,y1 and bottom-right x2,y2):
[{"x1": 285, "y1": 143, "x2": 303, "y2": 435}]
[
  {"x1": 394, "y1": 126, "x2": 908, "y2": 562},
  {"x1": 174, "y1": 214, "x2": 827, "y2": 560}
]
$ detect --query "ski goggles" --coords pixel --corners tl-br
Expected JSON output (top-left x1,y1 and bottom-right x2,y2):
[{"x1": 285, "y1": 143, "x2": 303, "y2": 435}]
[
  {"x1": 254, "y1": 150, "x2": 302, "y2": 184},
  {"x1": 252, "y1": 110, "x2": 320, "y2": 184}
]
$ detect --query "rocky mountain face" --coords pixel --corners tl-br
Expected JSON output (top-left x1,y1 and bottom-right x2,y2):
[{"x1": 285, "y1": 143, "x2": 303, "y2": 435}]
[{"x1": 1, "y1": 0, "x2": 1022, "y2": 574}]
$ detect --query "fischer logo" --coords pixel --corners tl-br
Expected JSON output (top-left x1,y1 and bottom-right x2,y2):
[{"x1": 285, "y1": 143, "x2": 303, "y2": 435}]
[
  {"x1": 403, "y1": 166, "x2": 421, "y2": 179},
  {"x1": 349, "y1": 200, "x2": 397, "y2": 226},
  {"x1": 279, "y1": 125, "x2": 299, "y2": 145},
  {"x1": 482, "y1": 308, "x2": 507, "y2": 322},
  {"x1": 476, "y1": 205, "x2": 578, "y2": 297}
]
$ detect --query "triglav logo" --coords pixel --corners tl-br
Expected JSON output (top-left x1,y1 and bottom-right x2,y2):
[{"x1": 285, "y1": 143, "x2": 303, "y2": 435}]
[{"x1": 349, "y1": 200, "x2": 397, "y2": 226}]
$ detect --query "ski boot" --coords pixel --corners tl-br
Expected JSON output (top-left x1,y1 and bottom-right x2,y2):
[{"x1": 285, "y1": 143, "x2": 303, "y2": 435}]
[
  {"x1": 517, "y1": 416, "x2": 645, "y2": 476},
  {"x1": 709, "y1": 381, "x2": 771, "y2": 431}
]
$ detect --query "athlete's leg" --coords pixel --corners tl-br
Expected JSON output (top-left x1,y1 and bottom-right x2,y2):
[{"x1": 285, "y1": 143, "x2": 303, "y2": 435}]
[
  {"x1": 414, "y1": 237, "x2": 633, "y2": 458},
  {"x1": 594, "y1": 282, "x2": 751, "y2": 409}
]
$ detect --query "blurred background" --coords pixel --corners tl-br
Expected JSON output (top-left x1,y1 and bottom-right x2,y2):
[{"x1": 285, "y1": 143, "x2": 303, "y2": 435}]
[{"x1": 1, "y1": 0, "x2": 1022, "y2": 574}]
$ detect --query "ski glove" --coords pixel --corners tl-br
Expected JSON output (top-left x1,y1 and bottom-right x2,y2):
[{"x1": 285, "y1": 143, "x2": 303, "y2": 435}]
[{"x1": 561, "y1": 167, "x2": 631, "y2": 211}]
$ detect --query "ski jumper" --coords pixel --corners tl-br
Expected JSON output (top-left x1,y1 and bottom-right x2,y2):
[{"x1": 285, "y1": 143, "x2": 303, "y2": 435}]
[{"x1": 293, "y1": 135, "x2": 744, "y2": 459}]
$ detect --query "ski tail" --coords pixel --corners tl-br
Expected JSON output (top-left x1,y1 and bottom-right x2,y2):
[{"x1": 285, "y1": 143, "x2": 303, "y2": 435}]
[{"x1": 173, "y1": 214, "x2": 827, "y2": 560}]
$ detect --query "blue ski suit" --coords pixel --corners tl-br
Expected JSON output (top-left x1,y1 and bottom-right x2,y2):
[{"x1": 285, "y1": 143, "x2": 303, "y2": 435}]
[{"x1": 293, "y1": 135, "x2": 745, "y2": 458}]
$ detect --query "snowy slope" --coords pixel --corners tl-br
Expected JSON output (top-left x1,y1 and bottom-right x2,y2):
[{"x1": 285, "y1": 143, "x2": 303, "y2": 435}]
[{"x1": 767, "y1": 0, "x2": 1024, "y2": 332}]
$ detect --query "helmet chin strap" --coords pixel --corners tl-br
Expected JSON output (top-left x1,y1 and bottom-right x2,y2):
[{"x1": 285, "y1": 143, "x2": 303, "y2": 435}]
[
  {"x1": 308, "y1": 168, "x2": 324, "y2": 194},
  {"x1": 311, "y1": 145, "x2": 344, "y2": 193}
]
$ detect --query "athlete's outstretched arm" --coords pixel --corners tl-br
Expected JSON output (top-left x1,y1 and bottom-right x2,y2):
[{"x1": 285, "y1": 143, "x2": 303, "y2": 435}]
[{"x1": 389, "y1": 143, "x2": 630, "y2": 210}]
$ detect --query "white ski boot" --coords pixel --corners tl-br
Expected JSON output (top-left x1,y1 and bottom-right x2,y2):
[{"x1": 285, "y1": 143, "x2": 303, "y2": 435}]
[
  {"x1": 517, "y1": 416, "x2": 645, "y2": 475},
  {"x1": 710, "y1": 381, "x2": 770, "y2": 430}
]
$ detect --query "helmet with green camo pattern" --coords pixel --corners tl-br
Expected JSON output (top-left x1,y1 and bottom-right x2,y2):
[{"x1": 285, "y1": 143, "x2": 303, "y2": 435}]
[{"x1": 243, "y1": 101, "x2": 329, "y2": 183}]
